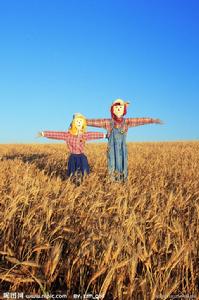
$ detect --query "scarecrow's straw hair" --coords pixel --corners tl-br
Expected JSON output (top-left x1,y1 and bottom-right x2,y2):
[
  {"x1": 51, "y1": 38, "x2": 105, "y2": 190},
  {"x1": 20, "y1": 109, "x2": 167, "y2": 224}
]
[{"x1": 69, "y1": 115, "x2": 87, "y2": 135}]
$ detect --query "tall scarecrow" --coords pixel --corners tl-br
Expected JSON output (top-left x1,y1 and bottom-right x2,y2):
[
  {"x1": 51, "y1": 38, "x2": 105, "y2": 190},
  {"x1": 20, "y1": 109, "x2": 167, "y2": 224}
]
[
  {"x1": 38, "y1": 113, "x2": 106, "y2": 184},
  {"x1": 86, "y1": 99, "x2": 162, "y2": 181}
]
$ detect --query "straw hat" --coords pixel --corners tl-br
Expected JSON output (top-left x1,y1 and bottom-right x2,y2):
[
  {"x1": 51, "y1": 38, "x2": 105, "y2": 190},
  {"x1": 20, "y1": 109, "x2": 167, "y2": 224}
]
[{"x1": 112, "y1": 99, "x2": 130, "y2": 106}]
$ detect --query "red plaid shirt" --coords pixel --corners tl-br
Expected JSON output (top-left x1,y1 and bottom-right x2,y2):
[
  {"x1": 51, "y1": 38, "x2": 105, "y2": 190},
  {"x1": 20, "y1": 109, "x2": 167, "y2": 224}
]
[
  {"x1": 86, "y1": 117, "x2": 160, "y2": 135},
  {"x1": 43, "y1": 131, "x2": 105, "y2": 154}
]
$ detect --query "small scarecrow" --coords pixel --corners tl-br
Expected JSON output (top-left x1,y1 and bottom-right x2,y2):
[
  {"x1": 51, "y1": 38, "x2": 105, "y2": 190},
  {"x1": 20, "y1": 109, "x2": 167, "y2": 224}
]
[
  {"x1": 86, "y1": 99, "x2": 162, "y2": 181},
  {"x1": 38, "y1": 113, "x2": 106, "y2": 184}
]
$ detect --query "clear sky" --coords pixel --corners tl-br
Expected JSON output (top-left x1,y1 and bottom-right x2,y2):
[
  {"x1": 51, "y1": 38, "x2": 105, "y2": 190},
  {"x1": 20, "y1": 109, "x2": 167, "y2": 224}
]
[{"x1": 0, "y1": 0, "x2": 198, "y2": 143}]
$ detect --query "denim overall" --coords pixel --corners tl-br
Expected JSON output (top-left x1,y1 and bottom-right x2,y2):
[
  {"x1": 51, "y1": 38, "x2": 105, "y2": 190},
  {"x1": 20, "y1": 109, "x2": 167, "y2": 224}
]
[{"x1": 107, "y1": 119, "x2": 128, "y2": 181}]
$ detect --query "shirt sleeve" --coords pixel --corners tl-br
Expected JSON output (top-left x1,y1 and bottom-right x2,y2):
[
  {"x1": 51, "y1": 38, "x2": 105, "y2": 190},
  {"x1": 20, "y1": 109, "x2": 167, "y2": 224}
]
[
  {"x1": 43, "y1": 131, "x2": 69, "y2": 140},
  {"x1": 84, "y1": 132, "x2": 105, "y2": 141},
  {"x1": 125, "y1": 118, "x2": 158, "y2": 127},
  {"x1": 86, "y1": 119, "x2": 110, "y2": 129}
]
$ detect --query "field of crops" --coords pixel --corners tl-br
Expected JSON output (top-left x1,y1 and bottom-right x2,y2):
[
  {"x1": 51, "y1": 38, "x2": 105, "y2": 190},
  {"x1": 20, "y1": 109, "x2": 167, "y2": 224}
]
[{"x1": 0, "y1": 142, "x2": 199, "y2": 300}]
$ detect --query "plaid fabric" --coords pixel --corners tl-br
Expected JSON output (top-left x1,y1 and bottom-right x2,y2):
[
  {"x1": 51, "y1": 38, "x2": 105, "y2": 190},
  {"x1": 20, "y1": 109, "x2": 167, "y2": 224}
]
[
  {"x1": 125, "y1": 117, "x2": 156, "y2": 127},
  {"x1": 43, "y1": 131, "x2": 69, "y2": 140},
  {"x1": 86, "y1": 119, "x2": 110, "y2": 129},
  {"x1": 86, "y1": 117, "x2": 157, "y2": 133},
  {"x1": 43, "y1": 131, "x2": 105, "y2": 154},
  {"x1": 84, "y1": 132, "x2": 105, "y2": 140}
]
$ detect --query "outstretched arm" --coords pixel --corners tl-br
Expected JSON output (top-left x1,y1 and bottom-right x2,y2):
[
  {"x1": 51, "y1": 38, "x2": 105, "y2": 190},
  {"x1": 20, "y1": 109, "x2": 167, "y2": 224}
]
[
  {"x1": 86, "y1": 119, "x2": 110, "y2": 129},
  {"x1": 125, "y1": 118, "x2": 163, "y2": 127},
  {"x1": 84, "y1": 132, "x2": 106, "y2": 141},
  {"x1": 39, "y1": 131, "x2": 69, "y2": 140}
]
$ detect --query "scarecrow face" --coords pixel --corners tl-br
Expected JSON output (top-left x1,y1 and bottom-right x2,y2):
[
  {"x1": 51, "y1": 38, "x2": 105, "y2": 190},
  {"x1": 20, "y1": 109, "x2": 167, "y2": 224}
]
[
  {"x1": 74, "y1": 117, "x2": 84, "y2": 130},
  {"x1": 113, "y1": 105, "x2": 125, "y2": 118}
]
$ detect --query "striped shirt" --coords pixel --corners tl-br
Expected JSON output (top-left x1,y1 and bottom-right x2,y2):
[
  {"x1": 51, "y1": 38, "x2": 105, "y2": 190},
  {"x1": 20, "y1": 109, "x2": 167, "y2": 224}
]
[{"x1": 43, "y1": 131, "x2": 105, "y2": 154}]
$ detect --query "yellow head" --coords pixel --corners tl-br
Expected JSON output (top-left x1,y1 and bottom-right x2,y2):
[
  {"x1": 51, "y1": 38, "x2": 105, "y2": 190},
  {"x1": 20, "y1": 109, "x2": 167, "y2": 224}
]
[{"x1": 69, "y1": 113, "x2": 87, "y2": 135}]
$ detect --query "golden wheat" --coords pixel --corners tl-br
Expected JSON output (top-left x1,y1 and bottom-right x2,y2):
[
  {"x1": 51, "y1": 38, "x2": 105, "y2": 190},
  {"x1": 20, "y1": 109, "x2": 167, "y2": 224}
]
[{"x1": 0, "y1": 142, "x2": 199, "y2": 299}]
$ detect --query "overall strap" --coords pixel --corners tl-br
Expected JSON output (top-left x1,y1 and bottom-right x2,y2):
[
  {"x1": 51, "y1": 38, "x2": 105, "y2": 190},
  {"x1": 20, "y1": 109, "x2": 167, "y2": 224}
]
[
  {"x1": 109, "y1": 119, "x2": 115, "y2": 135},
  {"x1": 110, "y1": 119, "x2": 114, "y2": 129},
  {"x1": 121, "y1": 118, "x2": 127, "y2": 133}
]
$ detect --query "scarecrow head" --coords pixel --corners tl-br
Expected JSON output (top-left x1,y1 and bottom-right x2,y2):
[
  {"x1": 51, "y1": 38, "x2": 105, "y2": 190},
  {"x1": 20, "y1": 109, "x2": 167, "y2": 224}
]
[
  {"x1": 110, "y1": 99, "x2": 130, "y2": 120},
  {"x1": 69, "y1": 113, "x2": 87, "y2": 135}
]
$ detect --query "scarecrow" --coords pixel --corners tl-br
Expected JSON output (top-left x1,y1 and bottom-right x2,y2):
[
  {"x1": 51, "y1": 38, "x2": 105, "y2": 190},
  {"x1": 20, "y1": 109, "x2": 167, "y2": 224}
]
[
  {"x1": 86, "y1": 99, "x2": 162, "y2": 181},
  {"x1": 38, "y1": 113, "x2": 106, "y2": 184}
]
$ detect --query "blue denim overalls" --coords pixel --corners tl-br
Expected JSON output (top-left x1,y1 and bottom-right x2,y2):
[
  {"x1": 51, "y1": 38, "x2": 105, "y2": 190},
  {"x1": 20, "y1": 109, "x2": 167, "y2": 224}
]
[{"x1": 107, "y1": 119, "x2": 128, "y2": 181}]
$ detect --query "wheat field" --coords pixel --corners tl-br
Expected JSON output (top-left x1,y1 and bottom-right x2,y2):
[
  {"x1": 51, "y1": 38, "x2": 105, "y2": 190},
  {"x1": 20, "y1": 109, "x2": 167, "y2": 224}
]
[{"x1": 0, "y1": 142, "x2": 199, "y2": 300}]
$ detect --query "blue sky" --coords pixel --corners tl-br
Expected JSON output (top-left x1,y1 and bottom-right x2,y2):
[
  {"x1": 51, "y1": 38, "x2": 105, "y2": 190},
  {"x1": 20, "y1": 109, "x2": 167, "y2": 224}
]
[{"x1": 0, "y1": 0, "x2": 198, "y2": 143}]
